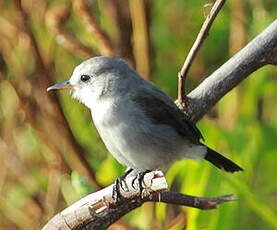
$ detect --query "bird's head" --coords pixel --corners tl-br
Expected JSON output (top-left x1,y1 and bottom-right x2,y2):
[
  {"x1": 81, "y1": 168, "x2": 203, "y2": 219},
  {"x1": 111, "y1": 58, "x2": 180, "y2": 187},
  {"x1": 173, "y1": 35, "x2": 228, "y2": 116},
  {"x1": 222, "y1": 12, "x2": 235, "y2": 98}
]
[{"x1": 47, "y1": 56, "x2": 135, "y2": 108}]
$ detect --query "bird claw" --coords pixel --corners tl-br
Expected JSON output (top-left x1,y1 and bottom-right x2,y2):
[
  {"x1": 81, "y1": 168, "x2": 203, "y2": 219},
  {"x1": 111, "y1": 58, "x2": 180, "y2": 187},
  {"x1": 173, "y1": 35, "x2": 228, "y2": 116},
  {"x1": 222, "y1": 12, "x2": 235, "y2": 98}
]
[
  {"x1": 113, "y1": 169, "x2": 151, "y2": 201},
  {"x1": 112, "y1": 178, "x2": 124, "y2": 202},
  {"x1": 131, "y1": 170, "x2": 151, "y2": 195},
  {"x1": 112, "y1": 168, "x2": 134, "y2": 202}
]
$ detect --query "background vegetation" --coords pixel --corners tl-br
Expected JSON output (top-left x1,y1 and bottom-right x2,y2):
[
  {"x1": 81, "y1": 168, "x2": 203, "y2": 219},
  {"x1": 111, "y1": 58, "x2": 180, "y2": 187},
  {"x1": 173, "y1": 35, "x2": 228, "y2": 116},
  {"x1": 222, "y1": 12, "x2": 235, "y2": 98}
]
[{"x1": 0, "y1": 0, "x2": 276, "y2": 229}]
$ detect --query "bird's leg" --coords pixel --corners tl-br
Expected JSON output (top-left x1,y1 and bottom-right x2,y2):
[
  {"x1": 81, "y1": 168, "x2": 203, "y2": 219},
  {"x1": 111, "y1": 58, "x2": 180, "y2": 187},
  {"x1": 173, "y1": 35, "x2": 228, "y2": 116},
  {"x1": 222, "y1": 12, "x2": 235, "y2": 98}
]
[
  {"x1": 131, "y1": 170, "x2": 151, "y2": 195},
  {"x1": 112, "y1": 168, "x2": 134, "y2": 202}
]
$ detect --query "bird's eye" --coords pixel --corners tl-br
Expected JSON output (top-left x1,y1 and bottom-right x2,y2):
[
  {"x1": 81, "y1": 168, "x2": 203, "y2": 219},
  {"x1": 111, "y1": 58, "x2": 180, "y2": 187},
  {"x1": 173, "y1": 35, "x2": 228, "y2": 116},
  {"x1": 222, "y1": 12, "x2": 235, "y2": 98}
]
[{"x1": 80, "y1": 75, "x2": 91, "y2": 82}]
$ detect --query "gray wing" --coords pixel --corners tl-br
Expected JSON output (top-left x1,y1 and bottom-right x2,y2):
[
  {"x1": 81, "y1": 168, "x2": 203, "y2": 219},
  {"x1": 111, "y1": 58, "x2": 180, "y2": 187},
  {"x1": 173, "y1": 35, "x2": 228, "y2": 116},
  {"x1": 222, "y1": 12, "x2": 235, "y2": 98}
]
[{"x1": 129, "y1": 87, "x2": 203, "y2": 144}]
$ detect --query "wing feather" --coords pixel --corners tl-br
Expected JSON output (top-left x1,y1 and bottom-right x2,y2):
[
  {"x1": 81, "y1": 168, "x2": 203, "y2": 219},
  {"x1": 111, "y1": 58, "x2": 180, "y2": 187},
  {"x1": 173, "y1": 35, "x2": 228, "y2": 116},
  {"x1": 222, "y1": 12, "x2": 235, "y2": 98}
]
[{"x1": 130, "y1": 88, "x2": 203, "y2": 144}]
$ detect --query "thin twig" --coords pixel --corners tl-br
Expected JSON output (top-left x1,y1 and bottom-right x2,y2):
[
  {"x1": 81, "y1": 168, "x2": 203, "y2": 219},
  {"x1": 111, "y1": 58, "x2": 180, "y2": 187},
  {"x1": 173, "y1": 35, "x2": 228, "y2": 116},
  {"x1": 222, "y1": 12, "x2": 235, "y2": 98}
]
[
  {"x1": 73, "y1": 0, "x2": 115, "y2": 56},
  {"x1": 147, "y1": 191, "x2": 237, "y2": 209},
  {"x1": 177, "y1": 0, "x2": 226, "y2": 107}
]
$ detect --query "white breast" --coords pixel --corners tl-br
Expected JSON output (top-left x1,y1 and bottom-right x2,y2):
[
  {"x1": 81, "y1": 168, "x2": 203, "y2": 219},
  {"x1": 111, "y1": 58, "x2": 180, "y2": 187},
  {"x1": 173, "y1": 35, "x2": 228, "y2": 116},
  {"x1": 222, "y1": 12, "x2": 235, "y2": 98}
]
[{"x1": 91, "y1": 98, "x2": 137, "y2": 168}]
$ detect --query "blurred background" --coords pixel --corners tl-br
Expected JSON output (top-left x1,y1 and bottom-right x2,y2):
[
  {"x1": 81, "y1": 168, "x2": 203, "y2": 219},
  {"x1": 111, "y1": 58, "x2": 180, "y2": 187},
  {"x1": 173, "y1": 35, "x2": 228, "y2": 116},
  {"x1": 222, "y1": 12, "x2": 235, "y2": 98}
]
[{"x1": 0, "y1": 0, "x2": 276, "y2": 229}]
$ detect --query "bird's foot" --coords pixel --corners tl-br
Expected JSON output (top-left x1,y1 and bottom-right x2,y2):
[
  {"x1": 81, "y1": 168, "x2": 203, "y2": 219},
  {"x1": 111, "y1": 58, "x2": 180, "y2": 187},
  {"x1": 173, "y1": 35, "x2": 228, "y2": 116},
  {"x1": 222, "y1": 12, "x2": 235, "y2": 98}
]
[
  {"x1": 132, "y1": 170, "x2": 151, "y2": 196},
  {"x1": 112, "y1": 168, "x2": 134, "y2": 202}
]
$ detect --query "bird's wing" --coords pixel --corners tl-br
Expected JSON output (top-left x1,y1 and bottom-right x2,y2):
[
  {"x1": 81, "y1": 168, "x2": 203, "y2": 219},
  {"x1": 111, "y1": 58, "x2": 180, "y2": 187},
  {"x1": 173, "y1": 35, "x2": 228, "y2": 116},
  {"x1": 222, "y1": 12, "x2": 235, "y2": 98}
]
[{"x1": 129, "y1": 87, "x2": 203, "y2": 144}]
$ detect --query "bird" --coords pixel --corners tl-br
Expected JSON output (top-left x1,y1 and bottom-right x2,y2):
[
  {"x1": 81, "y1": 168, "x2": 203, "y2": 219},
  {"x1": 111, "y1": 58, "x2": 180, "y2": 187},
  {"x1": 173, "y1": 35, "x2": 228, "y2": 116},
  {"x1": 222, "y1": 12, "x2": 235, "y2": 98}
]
[{"x1": 47, "y1": 56, "x2": 243, "y2": 182}]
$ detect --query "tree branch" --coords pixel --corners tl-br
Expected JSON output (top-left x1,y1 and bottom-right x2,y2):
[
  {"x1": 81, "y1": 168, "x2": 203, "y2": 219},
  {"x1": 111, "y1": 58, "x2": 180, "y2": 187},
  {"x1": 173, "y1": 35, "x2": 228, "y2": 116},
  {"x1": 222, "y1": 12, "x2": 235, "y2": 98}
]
[
  {"x1": 183, "y1": 19, "x2": 277, "y2": 123},
  {"x1": 43, "y1": 20, "x2": 277, "y2": 230},
  {"x1": 42, "y1": 171, "x2": 236, "y2": 230}
]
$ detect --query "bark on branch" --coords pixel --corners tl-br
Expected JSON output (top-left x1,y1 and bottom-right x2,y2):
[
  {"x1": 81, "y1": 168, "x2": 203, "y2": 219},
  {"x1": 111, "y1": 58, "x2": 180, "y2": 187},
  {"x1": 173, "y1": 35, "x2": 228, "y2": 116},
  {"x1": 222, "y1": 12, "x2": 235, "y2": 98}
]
[
  {"x1": 42, "y1": 171, "x2": 236, "y2": 230},
  {"x1": 43, "y1": 20, "x2": 277, "y2": 229},
  {"x1": 184, "y1": 19, "x2": 277, "y2": 123}
]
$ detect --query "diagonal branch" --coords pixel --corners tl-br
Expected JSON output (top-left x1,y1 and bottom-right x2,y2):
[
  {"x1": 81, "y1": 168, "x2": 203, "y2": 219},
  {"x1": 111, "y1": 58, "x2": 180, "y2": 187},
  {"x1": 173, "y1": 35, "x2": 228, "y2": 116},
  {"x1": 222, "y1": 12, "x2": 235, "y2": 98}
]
[
  {"x1": 184, "y1": 19, "x2": 277, "y2": 123},
  {"x1": 177, "y1": 0, "x2": 226, "y2": 106}
]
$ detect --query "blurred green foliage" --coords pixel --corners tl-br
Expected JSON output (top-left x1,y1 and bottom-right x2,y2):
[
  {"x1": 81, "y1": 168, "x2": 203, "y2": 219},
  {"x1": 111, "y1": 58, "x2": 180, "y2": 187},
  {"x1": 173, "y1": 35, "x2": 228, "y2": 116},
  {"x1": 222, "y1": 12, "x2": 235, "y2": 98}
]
[{"x1": 0, "y1": 0, "x2": 276, "y2": 229}]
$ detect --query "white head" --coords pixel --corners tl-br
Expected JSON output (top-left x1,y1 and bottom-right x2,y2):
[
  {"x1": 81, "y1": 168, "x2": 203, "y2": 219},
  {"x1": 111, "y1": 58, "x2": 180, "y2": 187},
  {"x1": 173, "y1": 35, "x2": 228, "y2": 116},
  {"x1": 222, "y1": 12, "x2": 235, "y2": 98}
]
[{"x1": 47, "y1": 56, "x2": 138, "y2": 108}]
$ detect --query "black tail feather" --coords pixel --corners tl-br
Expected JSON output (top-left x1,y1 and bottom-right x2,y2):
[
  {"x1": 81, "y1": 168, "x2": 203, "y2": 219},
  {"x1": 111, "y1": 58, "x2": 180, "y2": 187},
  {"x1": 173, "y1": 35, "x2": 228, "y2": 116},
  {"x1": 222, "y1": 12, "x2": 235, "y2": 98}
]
[{"x1": 204, "y1": 147, "x2": 243, "y2": 173}]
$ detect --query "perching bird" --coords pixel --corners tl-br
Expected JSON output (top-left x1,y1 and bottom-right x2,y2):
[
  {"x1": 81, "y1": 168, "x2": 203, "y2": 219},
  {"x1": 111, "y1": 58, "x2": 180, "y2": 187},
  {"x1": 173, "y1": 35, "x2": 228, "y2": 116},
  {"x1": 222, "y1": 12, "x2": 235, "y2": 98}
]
[{"x1": 47, "y1": 56, "x2": 243, "y2": 176}]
